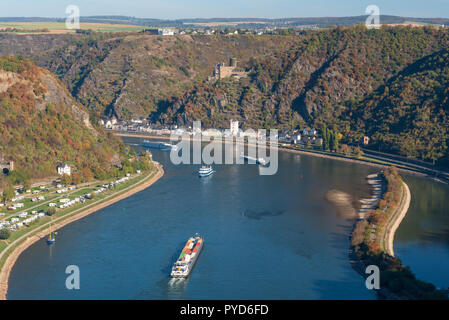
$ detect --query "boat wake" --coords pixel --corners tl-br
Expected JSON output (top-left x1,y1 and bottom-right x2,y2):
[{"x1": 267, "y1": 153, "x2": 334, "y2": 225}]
[
  {"x1": 168, "y1": 277, "x2": 186, "y2": 286},
  {"x1": 167, "y1": 277, "x2": 189, "y2": 299}
]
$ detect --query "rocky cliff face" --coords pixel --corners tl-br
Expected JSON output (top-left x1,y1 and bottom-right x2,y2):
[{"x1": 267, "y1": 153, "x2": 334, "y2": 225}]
[{"x1": 0, "y1": 33, "x2": 302, "y2": 120}]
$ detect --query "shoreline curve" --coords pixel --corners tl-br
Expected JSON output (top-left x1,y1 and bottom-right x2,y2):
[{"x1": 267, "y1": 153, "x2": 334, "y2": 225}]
[
  {"x1": 0, "y1": 163, "x2": 164, "y2": 300},
  {"x1": 384, "y1": 181, "x2": 411, "y2": 257}
]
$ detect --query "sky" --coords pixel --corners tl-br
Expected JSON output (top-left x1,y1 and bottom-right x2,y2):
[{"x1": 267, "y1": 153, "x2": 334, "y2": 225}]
[{"x1": 0, "y1": 0, "x2": 448, "y2": 19}]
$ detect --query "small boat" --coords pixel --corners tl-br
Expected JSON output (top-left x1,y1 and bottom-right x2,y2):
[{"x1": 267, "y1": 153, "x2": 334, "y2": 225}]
[
  {"x1": 47, "y1": 232, "x2": 56, "y2": 245},
  {"x1": 239, "y1": 153, "x2": 269, "y2": 166},
  {"x1": 171, "y1": 234, "x2": 204, "y2": 278},
  {"x1": 198, "y1": 166, "x2": 214, "y2": 177},
  {"x1": 47, "y1": 221, "x2": 56, "y2": 245},
  {"x1": 257, "y1": 158, "x2": 268, "y2": 166}
]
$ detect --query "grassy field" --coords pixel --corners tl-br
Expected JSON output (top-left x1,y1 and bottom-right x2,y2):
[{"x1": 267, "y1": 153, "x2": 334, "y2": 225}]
[{"x1": 0, "y1": 22, "x2": 146, "y2": 34}]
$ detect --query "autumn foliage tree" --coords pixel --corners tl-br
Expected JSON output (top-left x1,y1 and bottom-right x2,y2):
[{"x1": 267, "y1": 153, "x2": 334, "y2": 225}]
[
  {"x1": 0, "y1": 56, "x2": 127, "y2": 186},
  {"x1": 60, "y1": 174, "x2": 72, "y2": 186}
]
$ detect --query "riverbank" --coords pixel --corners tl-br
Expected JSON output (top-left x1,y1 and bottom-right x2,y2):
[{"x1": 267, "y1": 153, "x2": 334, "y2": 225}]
[
  {"x1": 350, "y1": 168, "x2": 447, "y2": 299},
  {"x1": 115, "y1": 131, "x2": 446, "y2": 183},
  {"x1": 383, "y1": 181, "x2": 411, "y2": 257},
  {"x1": 0, "y1": 162, "x2": 164, "y2": 300}
]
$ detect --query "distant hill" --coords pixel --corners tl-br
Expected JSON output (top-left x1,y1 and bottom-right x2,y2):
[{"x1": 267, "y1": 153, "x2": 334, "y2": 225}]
[
  {"x1": 0, "y1": 56, "x2": 125, "y2": 184},
  {"x1": 0, "y1": 15, "x2": 448, "y2": 28}
]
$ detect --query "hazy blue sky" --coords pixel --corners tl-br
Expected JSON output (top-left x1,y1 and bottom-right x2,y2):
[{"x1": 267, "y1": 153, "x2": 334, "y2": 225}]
[{"x1": 0, "y1": 0, "x2": 448, "y2": 19}]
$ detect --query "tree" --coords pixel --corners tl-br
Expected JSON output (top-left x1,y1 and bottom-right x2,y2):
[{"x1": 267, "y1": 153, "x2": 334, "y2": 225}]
[
  {"x1": 60, "y1": 174, "x2": 72, "y2": 186},
  {"x1": 306, "y1": 140, "x2": 312, "y2": 148},
  {"x1": 340, "y1": 144, "x2": 351, "y2": 156},
  {"x1": 110, "y1": 167, "x2": 120, "y2": 179},
  {"x1": 2, "y1": 186, "x2": 15, "y2": 204},
  {"x1": 81, "y1": 167, "x2": 94, "y2": 182},
  {"x1": 47, "y1": 207, "x2": 56, "y2": 216},
  {"x1": 0, "y1": 228, "x2": 10, "y2": 240},
  {"x1": 322, "y1": 126, "x2": 340, "y2": 152},
  {"x1": 71, "y1": 172, "x2": 82, "y2": 185},
  {"x1": 353, "y1": 147, "x2": 363, "y2": 158},
  {"x1": 22, "y1": 180, "x2": 31, "y2": 192},
  {"x1": 322, "y1": 125, "x2": 330, "y2": 151},
  {"x1": 331, "y1": 131, "x2": 339, "y2": 151}
]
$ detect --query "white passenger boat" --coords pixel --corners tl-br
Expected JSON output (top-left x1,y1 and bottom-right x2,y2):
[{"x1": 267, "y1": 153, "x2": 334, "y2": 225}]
[{"x1": 198, "y1": 166, "x2": 214, "y2": 177}]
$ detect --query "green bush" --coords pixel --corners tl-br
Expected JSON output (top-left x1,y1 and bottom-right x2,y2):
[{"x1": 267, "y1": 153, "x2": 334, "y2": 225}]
[
  {"x1": 179, "y1": 66, "x2": 191, "y2": 77},
  {"x1": 0, "y1": 228, "x2": 11, "y2": 240}
]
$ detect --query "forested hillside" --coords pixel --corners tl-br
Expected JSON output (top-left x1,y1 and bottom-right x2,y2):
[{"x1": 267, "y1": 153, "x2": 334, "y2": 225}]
[
  {"x1": 1, "y1": 26, "x2": 448, "y2": 163},
  {"x1": 0, "y1": 56, "x2": 125, "y2": 185},
  {"x1": 343, "y1": 49, "x2": 449, "y2": 163},
  {"x1": 0, "y1": 32, "x2": 297, "y2": 122}
]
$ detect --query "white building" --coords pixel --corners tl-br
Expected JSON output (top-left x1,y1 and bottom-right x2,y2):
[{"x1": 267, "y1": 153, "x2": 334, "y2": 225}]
[
  {"x1": 158, "y1": 28, "x2": 175, "y2": 36},
  {"x1": 302, "y1": 128, "x2": 317, "y2": 136},
  {"x1": 57, "y1": 163, "x2": 71, "y2": 176},
  {"x1": 230, "y1": 119, "x2": 239, "y2": 137},
  {"x1": 293, "y1": 134, "x2": 302, "y2": 144}
]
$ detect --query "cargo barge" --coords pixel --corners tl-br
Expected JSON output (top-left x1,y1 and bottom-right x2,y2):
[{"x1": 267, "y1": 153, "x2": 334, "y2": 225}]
[
  {"x1": 142, "y1": 140, "x2": 178, "y2": 151},
  {"x1": 171, "y1": 234, "x2": 203, "y2": 278}
]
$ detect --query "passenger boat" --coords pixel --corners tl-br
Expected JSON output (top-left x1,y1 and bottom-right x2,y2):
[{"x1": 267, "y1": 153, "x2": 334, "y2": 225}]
[
  {"x1": 198, "y1": 166, "x2": 214, "y2": 177},
  {"x1": 171, "y1": 234, "x2": 203, "y2": 278}
]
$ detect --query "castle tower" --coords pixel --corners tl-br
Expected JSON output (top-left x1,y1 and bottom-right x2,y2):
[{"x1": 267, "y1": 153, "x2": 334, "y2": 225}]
[{"x1": 230, "y1": 119, "x2": 239, "y2": 137}]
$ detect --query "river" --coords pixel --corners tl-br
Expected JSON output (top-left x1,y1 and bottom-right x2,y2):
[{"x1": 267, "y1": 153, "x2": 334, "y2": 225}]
[
  {"x1": 6, "y1": 137, "x2": 448, "y2": 299},
  {"x1": 395, "y1": 174, "x2": 449, "y2": 290}
]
